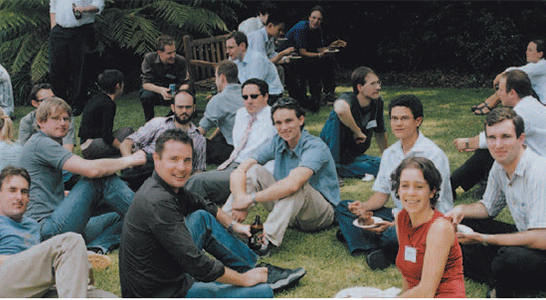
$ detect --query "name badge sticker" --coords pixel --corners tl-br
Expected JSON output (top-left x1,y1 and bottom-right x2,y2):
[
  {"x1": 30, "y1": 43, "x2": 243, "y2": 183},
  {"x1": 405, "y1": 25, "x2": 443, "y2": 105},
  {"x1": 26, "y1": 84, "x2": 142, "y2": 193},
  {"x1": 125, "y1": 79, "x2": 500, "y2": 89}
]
[{"x1": 405, "y1": 246, "x2": 417, "y2": 263}]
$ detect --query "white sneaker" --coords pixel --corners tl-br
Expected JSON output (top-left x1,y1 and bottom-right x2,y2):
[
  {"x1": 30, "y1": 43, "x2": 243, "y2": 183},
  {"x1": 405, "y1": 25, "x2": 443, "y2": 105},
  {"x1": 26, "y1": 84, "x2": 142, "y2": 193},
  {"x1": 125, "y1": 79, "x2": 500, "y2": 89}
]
[{"x1": 361, "y1": 174, "x2": 375, "y2": 182}]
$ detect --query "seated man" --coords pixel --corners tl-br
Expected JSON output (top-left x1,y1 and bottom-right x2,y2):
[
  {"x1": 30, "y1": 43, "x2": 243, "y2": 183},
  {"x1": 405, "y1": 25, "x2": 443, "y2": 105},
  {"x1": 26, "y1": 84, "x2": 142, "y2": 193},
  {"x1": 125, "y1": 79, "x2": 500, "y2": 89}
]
[
  {"x1": 451, "y1": 69, "x2": 546, "y2": 198},
  {"x1": 226, "y1": 31, "x2": 284, "y2": 104},
  {"x1": 197, "y1": 60, "x2": 244, "y2": 164},
  {"x1": 0, "y1": 166, "x2": 115, "y2": 297},
  {"x1": 223, "y1": 98, "x2": 339, "y2": 255},
  {"x1": 79, "y1": 69, "x2": 134, "y2": 159},
  {"x1": 238, "y1": 0, "x2": 276, "y2": 35},
  {"x1": 336, "y1": 94, "x2": 453, "y2": 270},
  {"x1": 186, "y1": 78, "x2": 277, "y2": 205},
  {"x1": 120, "y1": 90, "x2": 206, "y2": 190},
  {"x1": 447, "y1": 108, "x2": 546, "y2": 298},
  {"x1": 19, "y1": 83, "x2": 75, "y2": 152},
  {"x1": 19, "y1": 97, "x2": 146, "y2": 254},
  {"x1": 119, "y1": 129, "x2": 305, "y2": 297},
  {"x1": 320, "y1": 67, "x2": 388, "y2": 180},
  {"x1": 140, "y1": 35, "x2": 190, "y2": 121}
]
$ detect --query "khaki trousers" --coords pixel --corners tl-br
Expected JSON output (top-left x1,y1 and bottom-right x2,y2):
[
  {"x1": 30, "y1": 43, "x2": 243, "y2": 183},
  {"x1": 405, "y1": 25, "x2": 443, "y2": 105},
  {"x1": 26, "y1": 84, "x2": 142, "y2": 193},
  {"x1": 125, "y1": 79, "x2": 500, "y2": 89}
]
[
  {"x1": 0, "y1": 232, "x2": 115, "y2": 298},
  {"x1": 223, "y1": 165, "x2": 335, "y2": 246}
]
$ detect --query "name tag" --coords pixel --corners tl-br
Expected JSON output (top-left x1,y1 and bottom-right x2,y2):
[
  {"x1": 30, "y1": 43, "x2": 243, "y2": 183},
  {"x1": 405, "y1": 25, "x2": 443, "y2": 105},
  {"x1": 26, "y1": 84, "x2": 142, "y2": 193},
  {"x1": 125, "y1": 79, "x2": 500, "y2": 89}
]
[
  {"x1": 366, "y1": 120, "x2": 377, "y2": 130},
  {"x1": 404, "y1": 246, "x2": 417, "y2": 263}
]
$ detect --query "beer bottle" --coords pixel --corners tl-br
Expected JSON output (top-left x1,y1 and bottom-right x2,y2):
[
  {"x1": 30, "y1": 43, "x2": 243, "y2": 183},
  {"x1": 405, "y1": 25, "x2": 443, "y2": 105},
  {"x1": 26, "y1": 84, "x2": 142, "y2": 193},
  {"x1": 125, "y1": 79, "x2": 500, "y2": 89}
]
[{"x1": 248, "y1": 215, "x2": 263, "y2": 250}]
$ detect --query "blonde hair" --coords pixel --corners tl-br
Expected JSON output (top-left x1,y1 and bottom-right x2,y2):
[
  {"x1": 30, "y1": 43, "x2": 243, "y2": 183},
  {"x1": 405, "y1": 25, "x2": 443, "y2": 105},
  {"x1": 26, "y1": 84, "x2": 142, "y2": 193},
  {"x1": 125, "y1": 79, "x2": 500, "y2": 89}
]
[
  {"x1": 35, "y1": 97, "x2": 72, "y2": 123},
  {"x1": 0, "y1": 107, "x2": 15, "y2": 143}
]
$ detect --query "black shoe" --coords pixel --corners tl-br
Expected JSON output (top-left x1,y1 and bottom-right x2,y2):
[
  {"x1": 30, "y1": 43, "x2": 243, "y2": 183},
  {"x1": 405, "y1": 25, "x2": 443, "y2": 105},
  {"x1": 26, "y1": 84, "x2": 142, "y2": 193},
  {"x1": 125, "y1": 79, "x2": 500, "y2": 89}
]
[
  {"x1": 336, "y1": 228, "x2": 346, "y2": 243},
  {"x1": 258, "y1": 263, "x2": 306, "y2": 292},
  {"x1": 366, "y1": 249, "x2": 390, "y2": 270}
]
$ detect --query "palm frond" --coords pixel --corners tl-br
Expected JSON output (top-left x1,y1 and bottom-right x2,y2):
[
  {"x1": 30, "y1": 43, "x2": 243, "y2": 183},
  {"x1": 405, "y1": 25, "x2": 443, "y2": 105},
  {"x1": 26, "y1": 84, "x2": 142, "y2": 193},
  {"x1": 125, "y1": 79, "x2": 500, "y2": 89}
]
[
  {"x1": 11, "y1": 32, "x2": 43, "y2": 74},
  {"x1": 30, "y1": 42, "x2": 49, "y2": 82}
]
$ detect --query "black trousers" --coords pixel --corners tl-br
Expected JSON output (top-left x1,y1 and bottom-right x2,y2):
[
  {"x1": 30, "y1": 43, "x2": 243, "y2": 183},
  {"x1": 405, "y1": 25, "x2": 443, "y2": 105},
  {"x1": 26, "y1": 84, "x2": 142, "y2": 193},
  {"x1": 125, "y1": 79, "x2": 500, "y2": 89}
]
[
  {"x1": 139, "y1": 89, "x2": 172, "y2": 122},
  {"x1": 461, "y1": 218, "x2": 546, "y2": 297},
  {"x1": 450, "y1": 149, "x2": 495, "y2": 193},
  {"x1": 206, "y1": 133, "x2": 234, "y2": 166}
]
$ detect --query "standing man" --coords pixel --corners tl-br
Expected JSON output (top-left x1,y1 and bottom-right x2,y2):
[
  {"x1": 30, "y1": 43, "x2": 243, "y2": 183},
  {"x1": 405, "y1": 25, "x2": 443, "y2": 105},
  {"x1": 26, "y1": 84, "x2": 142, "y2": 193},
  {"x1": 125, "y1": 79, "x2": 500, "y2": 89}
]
[
  {"x1": 335, "y1": 94, "x2": 453, "y2": 270},
  {"x1": 0, "y1": 64, "x2": 14, "y2": 117},
  {"x1": 320, "y1": 67, "x2": 388, "y2": 180},
  {"x1": 447, "y1": 108, "x2": 546, "y2": 298},
  {"x1": 140, "y1": 35, "x2": 190, "y2": 121},
  {"x1": 0, "y1": 166, "x2": 115, "y2": 297},
  {"x1": 119, "y1": 129, "x2": 305, "y2": 297},
  {"x1": 238, "y1": 1, "x2": 276, "y2": 35},
  {"x1": 120, "y1": 90, "x2": 206, "y2": 190},
  {"x1": 186, "y1": 78, "x2": 277, "y2": 205},
  {"x1": 19, "y1": 97, "x2": 146, "y2": 254},
  {"x1": 224, "y1": 98, "x2": 339, "y2": 255},
  {"x1": 49, "y1": 0, "x2": 104, "y2": 115},
  {"x1": 226, "y1": 31, "x2": 284, "y2": 105},
  {"x1": 197, "y1": 60, "x2": 244, "y2": 165}
]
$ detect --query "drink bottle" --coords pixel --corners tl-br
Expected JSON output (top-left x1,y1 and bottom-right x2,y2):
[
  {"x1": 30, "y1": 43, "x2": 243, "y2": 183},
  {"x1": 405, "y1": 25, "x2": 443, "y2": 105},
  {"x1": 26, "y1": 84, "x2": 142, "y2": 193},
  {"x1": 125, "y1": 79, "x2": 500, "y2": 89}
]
[{"x1": 248, "y1": 215, "x2": 263, "y2": 250}]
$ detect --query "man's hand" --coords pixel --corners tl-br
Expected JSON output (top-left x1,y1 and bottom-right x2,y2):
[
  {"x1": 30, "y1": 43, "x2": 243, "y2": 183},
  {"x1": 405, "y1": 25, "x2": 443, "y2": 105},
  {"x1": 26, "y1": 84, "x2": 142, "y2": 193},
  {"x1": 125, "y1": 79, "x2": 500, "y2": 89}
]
[
  {"x1": 353, "y1": 130, "x2": 367, "y2": 144},
  {"x1": 444, "y1": 205, "x2": 465, "y2": 225},
  {"x1": 231, "y1": 209, "x2": 248, "y2": 223},
  {"x1": 232, "y1": 222, "x2": 251, "y2": 238},
  {"x1": 232, "y1": 194, "x2": 253, "y2": 211},
  {"x1": 160, "y1": 87, "x2": 174, "y2": 101},
  {"x1": 348, "y1": 201, "x2": 367, "y2": 216},
  {"x1": 456, "y1": 231, "x2": 483, "y2": 245},
  {"x1": 366, "y1": 221, "x2": 394, "y2": 235},
  {"x1": 128, "y1": 150, "x2": 147, "y2": 168},
  {"x1": 453, "y1": 138, "x2": 475, "y2": 153},
  {"x1": 242, "y1": 267, "x2": 268, "y2": 287},
  {"x1": 329, "y1": 39, "x2": 347, "y2": 49},
  {"x1": 281, "y1": 47, "x2": 295, "y2": 57}
]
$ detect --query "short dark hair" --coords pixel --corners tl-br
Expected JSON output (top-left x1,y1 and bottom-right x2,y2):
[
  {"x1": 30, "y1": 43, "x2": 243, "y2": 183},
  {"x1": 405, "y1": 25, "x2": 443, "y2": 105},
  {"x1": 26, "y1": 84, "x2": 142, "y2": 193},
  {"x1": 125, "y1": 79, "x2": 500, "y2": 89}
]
[
  {"x1": 228, "y1": 31, "x2": 248, "y2": 48},
  {"x1": 271, "y1": 97, "x2": 305, "y2": 129},
  {"x1": 216, "y1": 60, "x2": 239, "y2": 84},
  {"x1": 156, "y1": 35, "x2": 175, "y2": 52},
  {"x1": 388, "y1": 94, "x2": 424, "y2": 120},
  {"x1": 97, "y1": 69, "x2": 124, "y2": 94},
  {"x1": 257, "y1": 0, "x2": 276, "y2": 15},
  {"x1": 391, "y1": 156, "x2": 442, "y2": 208},
  {"x1": 265, "y1": 11, "x2": 285, "y2": 26},
  {"x1": 351, "y1": 66, "x2": 377, "y2": 94},
  {"x1": 173, "y1": 89, "x2": 197, "y2": 105},
  {"x1": 484, "y1": 107, "x2": 525, "y2": 138},
  {"x1": 29, "y1": 83, "x2": 52, "y2": 102},
  {"x1": 0, "y1": 166, "x2": 30, "y2": 190},
  {"x1": 242, "y1": 78, "x2": 269, "y2": 96},
  {"x1": 309, "y1": 5, "x2": 324, "y2": 17},
  {"x1": 502, "y1": 70, "x2": 534, "y2": 99},
  {"x1": 531, "y1": 39, "x2": 545, "y2": 53},
  {"x1": 154, "y1": 129, "x2": 193, "y2": 158}
]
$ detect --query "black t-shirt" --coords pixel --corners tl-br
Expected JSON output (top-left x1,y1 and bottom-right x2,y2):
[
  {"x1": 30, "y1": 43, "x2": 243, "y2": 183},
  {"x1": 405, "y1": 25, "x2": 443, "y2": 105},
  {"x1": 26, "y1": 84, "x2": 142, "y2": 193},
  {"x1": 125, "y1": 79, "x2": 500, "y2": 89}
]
[{"x1": 78, "y1": 92, "x2": 116, "y2": 144}]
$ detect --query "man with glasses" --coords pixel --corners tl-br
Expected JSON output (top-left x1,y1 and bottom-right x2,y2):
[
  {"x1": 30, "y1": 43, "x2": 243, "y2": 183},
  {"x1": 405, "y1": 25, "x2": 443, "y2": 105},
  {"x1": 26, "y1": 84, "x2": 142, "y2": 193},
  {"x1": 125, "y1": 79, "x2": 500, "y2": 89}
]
[
  {"x1": 19, "y1": 97, "x2": 146, "y2": 254},
  {"x1": 185, "y1": 78, "x2": 277, "y2": 205},
  {"x1": 19, "y1": 83, "x2": 76, "y2": 152},
  {"x1": 320, "y1": 66, "x2": 388, "y2": 181}
]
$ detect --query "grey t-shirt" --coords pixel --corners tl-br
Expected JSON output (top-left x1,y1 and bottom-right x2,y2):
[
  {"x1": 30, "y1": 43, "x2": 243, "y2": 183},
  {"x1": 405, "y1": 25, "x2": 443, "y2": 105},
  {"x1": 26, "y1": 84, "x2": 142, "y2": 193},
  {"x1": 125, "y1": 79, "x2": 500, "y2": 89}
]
[{"x1": 19, "y1": 131, "x2": 73, "y2": 222}]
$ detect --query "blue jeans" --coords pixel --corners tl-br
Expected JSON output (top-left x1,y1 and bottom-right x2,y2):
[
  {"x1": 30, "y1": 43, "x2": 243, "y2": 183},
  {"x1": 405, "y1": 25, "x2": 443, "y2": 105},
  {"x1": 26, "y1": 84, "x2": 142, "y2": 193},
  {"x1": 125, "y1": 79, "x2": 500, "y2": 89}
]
[
  {"x1": 320, "y1": 111, "x2": 381, "y2": 178},
  {"x1": 39, "y1": 175, "x2": 134, "y2": 253},
  {"x1": 335, "y1": 200, "x2": 398, "y2": 255},
  {"x1": 185, "y1": 210, "x2": 273, "y2": 298}
]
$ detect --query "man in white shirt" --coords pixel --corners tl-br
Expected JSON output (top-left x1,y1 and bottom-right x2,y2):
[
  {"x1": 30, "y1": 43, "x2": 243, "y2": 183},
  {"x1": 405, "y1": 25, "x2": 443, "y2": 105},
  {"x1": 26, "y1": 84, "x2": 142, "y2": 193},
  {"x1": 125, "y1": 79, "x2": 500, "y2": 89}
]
[
  {"x1": 185, "y1": 78, "x2": 277, "y2": 205},
  {"x1": 238, "y1": 1, "x2": 276, "y2": 35}
]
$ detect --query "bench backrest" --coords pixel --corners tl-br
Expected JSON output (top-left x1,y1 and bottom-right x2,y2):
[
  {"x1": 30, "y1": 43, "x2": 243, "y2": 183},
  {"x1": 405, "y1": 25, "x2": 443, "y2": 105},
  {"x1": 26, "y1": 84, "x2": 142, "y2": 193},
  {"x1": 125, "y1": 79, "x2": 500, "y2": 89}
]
[{"x1": 182, "y1": 34, "x2": 231, "y2": 89}]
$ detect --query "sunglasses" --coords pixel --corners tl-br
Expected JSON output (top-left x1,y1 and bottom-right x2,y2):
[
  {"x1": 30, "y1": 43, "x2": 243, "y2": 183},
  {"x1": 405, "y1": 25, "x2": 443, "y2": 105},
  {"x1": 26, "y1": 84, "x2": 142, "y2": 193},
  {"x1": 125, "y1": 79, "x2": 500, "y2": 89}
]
[{"x1": 242, "y1": 94, "x2": 261, "y2": 100}]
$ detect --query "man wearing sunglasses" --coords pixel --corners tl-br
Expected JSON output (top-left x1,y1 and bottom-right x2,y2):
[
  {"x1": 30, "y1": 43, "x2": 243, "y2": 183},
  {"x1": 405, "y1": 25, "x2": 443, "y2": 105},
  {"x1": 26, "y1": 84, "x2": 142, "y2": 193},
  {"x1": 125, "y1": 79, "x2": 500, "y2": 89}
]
[
  {"x1": 186, "y1": 78, "x2": 277, "y2": 205},
  {"x1": 19, "y1": 83, "x2": 76, "y2": 152}
]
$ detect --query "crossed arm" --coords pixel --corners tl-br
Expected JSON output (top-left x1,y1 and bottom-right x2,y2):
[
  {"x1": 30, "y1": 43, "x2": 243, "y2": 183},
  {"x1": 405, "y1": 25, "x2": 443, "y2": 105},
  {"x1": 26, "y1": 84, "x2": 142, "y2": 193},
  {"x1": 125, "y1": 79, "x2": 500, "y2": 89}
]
[{"x1": 62, "y1": 150, "x2": 146, "y2": 178}]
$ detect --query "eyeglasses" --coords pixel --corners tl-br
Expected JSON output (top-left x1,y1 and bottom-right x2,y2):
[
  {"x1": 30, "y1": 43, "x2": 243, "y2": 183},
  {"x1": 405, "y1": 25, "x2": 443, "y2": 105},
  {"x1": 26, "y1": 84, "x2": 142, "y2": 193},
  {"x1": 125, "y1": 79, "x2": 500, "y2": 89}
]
[{"x1": 242, "y1": 94, "x2": 261, "y2": 100}]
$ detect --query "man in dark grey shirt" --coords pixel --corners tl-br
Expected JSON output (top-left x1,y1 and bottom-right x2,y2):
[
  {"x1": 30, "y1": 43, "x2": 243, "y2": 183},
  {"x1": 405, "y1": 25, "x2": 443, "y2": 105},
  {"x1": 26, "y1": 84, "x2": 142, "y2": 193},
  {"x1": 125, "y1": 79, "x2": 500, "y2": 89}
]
[{"x1": 119, "y1": 129, "x2": 305, "y2": 297}]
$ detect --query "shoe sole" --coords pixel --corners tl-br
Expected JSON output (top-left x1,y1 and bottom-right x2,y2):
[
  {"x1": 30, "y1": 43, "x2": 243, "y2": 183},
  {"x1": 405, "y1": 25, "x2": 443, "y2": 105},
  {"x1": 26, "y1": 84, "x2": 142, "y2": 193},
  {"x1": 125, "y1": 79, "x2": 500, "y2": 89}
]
[
  {"x1": 269, "y1": 268, "x2": 306, "y2": 292},
  {"x1": 367, "y1": 250, "x2": 390, "y2": 270},
  {"x1": 88, "y1": 253, "x2": 112, "y2": 271}
]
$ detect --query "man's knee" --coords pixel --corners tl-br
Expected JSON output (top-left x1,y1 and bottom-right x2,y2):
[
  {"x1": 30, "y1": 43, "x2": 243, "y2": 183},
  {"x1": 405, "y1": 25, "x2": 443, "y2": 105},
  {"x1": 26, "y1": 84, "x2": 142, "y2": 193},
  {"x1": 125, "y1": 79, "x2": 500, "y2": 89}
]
[{"x1": 139, "y1": 90, "x2": 160, "y2": 104}]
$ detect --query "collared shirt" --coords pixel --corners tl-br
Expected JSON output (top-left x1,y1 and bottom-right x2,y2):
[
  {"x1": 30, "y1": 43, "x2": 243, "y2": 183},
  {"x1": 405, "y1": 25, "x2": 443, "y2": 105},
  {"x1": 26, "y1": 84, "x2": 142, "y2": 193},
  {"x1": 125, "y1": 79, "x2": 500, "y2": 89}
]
[
  {"x1": 127, "y1": 116, "x2": 206, "y2": 172},
  {"x1": 232, "y1": 50, "x2": 283, "y2": 95},
  {"x1": 141, "y1": 52, "x2": 189, "y2": 88},
  {"x1": 0, "y1": 64, "x2": 14, "y2": 117},
  {"x1": 119, "y1": 171, "x2": 223, "y2": 298},
  {"x1": 252, "y1": 129, "x2": 340, "y2": 206},
  {"x1": 373, "y1": 132, "x2": 454, "y2": 214},
  {"x1": 481, "y1": 148, "x2": 546, "y2": 232},
  {"x1": 238, "y1": 16, "x2": 264, "y2": 35},
  {"x1": 284, "y1": 21, "x2": 326, "y2": 52},
  {"x1": 0, "y1": 140, "x2": 22, "y2": 171},
  {"x1": 248, "y1": 27, "x2": 277, "y2": 60},
  {"x1": 231, "y1": 106, "x2": 277, "y2": 164},
  {"x1": 50, "y1": 0, "x2": 104, "y2": 28},
  {"x1": 506, "y1": 59, "x2": 546, "y2": 104},
  {"x1": 18, "y1": 110, "x2": 76, "y2": 146},
  {"x1": 199, "y1": 83, "x2": 244, "y2": 145},
  {"x1": 0, "y1": 215, "x2": 41, "y2": 255}
]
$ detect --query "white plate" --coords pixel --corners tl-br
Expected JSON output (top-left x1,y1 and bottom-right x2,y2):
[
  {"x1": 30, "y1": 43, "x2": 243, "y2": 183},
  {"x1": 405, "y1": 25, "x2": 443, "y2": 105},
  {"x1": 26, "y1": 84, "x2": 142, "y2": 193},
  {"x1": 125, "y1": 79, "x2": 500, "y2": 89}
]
[
  {"x1": 353, "y1": 216, "x2": 385, "y2": 229},
  {"x1": 289, "y1": 55, "x2": 302, "y2": 59},
  {"x1": 324, "y1": 48, "x2": 340, "y2": 53},
  {"x1": 456, "y1": 224, "x2": 474, "y2": 234}
]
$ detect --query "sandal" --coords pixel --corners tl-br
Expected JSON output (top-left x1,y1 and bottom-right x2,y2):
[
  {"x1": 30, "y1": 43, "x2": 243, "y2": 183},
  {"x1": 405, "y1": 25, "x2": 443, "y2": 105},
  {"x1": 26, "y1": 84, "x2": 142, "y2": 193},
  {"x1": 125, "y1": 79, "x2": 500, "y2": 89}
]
[
  {"x1": 474, "y1": 103, "x2": 492, "y2": 115},
  {"x1": 471, "y1": 101, "x2": 487, "y2": 112}
]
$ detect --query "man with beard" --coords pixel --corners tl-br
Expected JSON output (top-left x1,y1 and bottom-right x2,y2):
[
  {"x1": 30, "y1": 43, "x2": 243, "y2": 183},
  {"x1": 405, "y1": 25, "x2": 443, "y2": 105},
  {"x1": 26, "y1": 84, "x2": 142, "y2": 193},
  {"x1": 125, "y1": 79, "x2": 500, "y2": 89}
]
[
  {"x1": 120, "y1": 90, "x2": 205, "y2": 190},
  {"x1": 320, "y1": 66, "x2": 388, "y2": 180}
]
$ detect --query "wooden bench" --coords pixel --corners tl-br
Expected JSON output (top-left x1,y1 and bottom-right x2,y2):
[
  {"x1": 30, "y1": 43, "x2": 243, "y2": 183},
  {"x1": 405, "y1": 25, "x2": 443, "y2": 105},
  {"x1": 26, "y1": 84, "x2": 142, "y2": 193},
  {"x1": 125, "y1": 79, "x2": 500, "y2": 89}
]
[{"x1": 182, "y1": 33, "x2": 230, "y2": 90}]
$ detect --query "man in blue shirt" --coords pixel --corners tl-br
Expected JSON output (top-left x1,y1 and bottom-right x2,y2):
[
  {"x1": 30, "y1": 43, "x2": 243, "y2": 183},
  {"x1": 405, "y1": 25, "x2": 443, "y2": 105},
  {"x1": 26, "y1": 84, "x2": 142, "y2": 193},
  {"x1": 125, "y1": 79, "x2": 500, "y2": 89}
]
[
  {"x1": 224, "y1": 98, "x2": 339, "y2": 256},
  {"x1": 0, "y1": 166, "x2": 113, "y2": 297}
]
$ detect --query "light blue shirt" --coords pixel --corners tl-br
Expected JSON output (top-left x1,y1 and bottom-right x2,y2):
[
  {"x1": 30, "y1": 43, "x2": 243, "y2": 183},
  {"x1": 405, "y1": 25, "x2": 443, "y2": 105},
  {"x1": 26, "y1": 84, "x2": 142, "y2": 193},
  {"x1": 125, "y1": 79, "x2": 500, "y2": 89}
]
[
  {"x1": 481, "y1": 148, "x2": 546, "y2": 232},
  {"x1": 0, "y1": 64, "x2": 14, "y2": 117},
  {"x1": 233, "y1": 50, "x2": 283, "y2": 95},
  {"x1": 0, "y1": 140, "x2": 22, "y2": 171},
  {"x1": 199, "y1": 83, "x2": 244, "y2": 145},
  {"x1": 0, "y1": 215, "x2": 40, "y2": 255},
  {"x1": 248, "y1": 27, "x2": 277, "y2": 59},
  {"x1": 506, "y1": 59, "x2": 546, "y2": 104},
  {"x1": 253, "y1": 129, "x2": 340, "y2": 206}
]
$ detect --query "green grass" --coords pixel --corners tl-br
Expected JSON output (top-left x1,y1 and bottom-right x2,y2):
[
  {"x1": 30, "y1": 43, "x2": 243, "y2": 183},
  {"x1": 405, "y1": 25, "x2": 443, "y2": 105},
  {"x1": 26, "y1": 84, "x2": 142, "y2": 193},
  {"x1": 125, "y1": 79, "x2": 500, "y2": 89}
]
[{"x1": 11, "y1": 86, "x2": 541, "y2": 297}]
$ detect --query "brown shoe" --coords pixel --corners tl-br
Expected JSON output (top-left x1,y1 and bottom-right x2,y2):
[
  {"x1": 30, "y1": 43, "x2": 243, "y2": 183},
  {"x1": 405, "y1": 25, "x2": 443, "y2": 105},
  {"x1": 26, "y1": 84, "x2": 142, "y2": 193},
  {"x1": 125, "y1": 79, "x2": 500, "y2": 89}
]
[{"x1": 87, "y1": 252, "x2": 112, "y2": 270}]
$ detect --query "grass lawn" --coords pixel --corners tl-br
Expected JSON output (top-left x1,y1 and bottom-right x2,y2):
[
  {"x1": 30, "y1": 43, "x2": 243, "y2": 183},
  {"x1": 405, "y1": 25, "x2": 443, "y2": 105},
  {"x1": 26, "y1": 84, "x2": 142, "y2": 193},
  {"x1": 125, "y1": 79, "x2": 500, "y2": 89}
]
[{"x1": 10, "y1": 85, "x2": 542, "y2": 298}]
